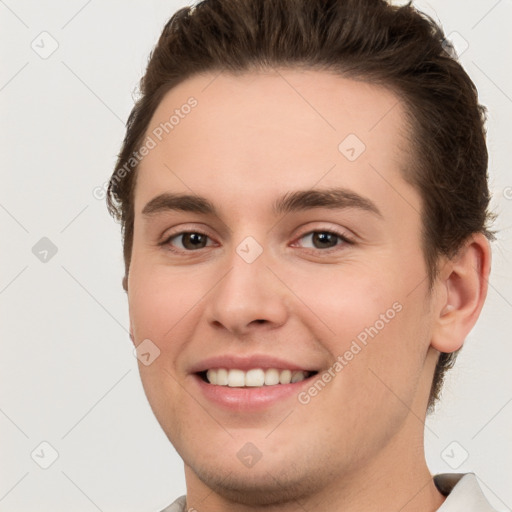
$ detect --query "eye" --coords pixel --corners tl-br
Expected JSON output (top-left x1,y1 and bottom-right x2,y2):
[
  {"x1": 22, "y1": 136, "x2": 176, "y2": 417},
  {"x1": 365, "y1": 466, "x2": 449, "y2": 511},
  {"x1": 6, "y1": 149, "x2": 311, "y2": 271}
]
[
  {"x1": 296, "y1": 230, "x2": 352, "y2": 250},
  {"x1": 164, "y1": 231, "x2": 214, "y2": 251}
]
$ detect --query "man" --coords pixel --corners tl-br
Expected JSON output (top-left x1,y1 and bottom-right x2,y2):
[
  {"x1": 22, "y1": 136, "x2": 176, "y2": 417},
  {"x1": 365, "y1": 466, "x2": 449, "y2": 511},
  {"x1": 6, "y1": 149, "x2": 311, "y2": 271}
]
[{"x1": 107, "y1": 0, "x2": 497, "y2": 510}]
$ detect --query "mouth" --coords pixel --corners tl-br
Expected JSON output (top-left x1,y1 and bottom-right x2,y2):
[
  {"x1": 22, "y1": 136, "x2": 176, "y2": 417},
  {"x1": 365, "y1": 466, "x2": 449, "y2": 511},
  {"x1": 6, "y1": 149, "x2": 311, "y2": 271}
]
[{"x1": 189, "y1": 355, "x2": 323, "y2": 410}]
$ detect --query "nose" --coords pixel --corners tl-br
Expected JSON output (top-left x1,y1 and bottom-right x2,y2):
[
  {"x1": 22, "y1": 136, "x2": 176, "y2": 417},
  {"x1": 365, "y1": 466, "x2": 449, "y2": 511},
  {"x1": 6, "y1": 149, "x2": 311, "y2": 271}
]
[{"x1": 205, "y1": 248, "x2": 289, "y2": 336}]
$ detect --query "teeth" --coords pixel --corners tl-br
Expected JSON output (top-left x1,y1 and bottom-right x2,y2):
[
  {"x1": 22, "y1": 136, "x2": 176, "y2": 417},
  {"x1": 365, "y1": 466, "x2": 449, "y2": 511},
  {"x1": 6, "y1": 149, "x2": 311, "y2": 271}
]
[
  {"x1": 216, "y1": 368, "x2": 228, "y2": 385},
  {"x1": 204, "y1": 368, "x2": 311, "y2": 387},
  {"x1": 227, "y1": 369, "x2": 245, "y2": 387},
  {"x1": 206, "y1": 369, "x2": 217, "y2": 385},
  {"x1": 264, "y1": 368, "x2": 280, "y2": 386},
  {"x1": 245, "y1": 369, "x2": 265, "y2": 387},
  {"x1": 279, "y1": 369, "x2": 292, "y2": 384},
  {"x1": 291, "y1": 370, "x2": 307, "y2": 383}
]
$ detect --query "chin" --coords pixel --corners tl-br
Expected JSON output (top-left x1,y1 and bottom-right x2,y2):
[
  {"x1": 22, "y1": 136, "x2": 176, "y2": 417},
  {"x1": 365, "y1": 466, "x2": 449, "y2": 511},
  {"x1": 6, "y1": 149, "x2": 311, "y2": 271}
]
[{"x1": 186, "y1": 456, "x2": 325, "y2": 506}]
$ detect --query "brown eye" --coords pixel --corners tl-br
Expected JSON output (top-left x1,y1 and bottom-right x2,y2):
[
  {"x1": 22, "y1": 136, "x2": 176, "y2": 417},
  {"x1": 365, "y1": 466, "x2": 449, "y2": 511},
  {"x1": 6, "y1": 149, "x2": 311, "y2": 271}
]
[
  {"x1": 299, "y1": 231, "x2": 348, "y2": 250},
  {"x1": 166, "y1": 232, "x2": 212, "y2": 250},
  {"x1": 311, "y1": 232, "x2": 339, "y2": 249}
]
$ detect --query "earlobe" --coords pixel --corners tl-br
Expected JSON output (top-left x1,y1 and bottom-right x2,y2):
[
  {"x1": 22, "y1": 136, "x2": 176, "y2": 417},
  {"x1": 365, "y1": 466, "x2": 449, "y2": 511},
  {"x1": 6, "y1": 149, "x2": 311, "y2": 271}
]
[{"x1": 430, "y1": 234, "x2": 491, "y2": 354}]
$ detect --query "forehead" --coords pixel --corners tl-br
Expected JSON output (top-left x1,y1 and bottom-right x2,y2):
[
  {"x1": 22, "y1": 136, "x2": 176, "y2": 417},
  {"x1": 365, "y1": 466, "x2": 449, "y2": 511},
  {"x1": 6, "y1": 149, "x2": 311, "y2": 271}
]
[{"x1": 135, "y1": 69, "x2": 415, "y2": 216}]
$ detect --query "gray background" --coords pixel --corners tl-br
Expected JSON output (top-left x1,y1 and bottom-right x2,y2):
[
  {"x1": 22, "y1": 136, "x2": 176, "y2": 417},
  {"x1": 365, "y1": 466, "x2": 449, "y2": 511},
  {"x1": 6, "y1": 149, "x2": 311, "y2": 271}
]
[{"x1": 1, "y1": 0, "x2": 511, "y2": 510}]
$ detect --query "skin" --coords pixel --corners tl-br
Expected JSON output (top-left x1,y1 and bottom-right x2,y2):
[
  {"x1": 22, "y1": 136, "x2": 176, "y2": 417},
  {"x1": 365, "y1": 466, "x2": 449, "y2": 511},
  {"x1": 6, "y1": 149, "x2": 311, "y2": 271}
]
[{"x1": 127, "y1": 69, "x2": 491, "y2": 511}]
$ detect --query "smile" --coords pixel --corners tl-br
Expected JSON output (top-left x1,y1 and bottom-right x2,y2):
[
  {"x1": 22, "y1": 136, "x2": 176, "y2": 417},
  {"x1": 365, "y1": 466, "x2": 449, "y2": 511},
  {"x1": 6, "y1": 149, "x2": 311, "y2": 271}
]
[{"x1": 201, "y1": 368, "x2": 317, "y2": 387}]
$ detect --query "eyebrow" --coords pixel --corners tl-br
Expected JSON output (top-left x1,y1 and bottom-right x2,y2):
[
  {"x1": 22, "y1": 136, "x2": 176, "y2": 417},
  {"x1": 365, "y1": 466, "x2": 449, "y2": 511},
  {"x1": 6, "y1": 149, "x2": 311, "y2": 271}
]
[
  {"x1": 142, "y1": 193, "x2": 215, "y2": 216},
  {"x1": 273, "y1": 188, "x2": 382, "y2": 217},
  {"x1": 141, "y1": 188, "x2": 382, "y2": 218}
]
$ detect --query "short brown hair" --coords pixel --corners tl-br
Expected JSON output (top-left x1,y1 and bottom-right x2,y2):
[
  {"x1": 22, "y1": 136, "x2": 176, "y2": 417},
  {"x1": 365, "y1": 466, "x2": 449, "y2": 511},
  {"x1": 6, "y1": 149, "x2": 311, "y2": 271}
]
[{"x1": 107, "y1": 0, "x2": 495, "y2": 410}]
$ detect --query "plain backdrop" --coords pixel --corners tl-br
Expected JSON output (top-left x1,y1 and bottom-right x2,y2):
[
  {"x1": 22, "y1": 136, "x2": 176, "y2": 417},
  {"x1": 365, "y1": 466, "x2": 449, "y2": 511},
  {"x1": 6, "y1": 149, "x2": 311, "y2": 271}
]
[{"x1": 1, "y1": 1, "x2": 511, "y2": 511}]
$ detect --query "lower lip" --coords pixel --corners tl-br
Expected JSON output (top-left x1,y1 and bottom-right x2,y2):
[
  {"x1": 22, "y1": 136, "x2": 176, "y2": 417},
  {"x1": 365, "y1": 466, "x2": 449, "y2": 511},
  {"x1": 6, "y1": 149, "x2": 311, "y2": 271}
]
[{"x1": 191, "y1": 374, "x2": 315, "y2": 411}]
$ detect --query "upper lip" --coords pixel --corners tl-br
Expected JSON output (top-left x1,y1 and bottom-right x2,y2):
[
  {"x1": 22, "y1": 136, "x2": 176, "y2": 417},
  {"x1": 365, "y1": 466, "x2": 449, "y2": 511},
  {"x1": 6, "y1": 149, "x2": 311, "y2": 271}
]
[{"x1": 189, "y1": 354, "x2": 319, "y2": 374}]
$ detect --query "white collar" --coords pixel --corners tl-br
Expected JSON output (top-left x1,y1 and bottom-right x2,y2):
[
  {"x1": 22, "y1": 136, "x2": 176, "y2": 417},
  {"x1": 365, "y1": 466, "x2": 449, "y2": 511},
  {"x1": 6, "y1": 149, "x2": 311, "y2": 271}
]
[{"x1": 434, "y1": 473, "x2": 498, "y2": 511}]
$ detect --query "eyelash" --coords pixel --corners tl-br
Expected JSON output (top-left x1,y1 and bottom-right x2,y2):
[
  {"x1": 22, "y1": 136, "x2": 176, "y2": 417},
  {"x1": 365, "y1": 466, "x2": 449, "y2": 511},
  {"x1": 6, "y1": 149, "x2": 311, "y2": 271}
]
[{"x1": 160, "y1": 228, "x2": 354, "y2": 254}]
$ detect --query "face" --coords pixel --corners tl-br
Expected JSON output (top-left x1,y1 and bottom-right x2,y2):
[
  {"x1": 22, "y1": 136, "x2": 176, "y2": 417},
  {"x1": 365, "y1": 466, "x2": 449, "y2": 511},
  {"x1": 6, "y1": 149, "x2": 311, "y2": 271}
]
[{"x1": 128, "y1": 69, "x2": 439, "y2": 503}]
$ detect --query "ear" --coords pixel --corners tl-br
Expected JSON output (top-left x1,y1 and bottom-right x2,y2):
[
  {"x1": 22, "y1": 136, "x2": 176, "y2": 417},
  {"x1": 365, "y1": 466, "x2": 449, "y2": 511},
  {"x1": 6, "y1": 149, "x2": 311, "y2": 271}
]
[
  {"x1": 126, "y1": 273, "x2": 135, "y2": 344},
  {"x1": 431, "y1": 233, "x2": 492, "y2": 353}
]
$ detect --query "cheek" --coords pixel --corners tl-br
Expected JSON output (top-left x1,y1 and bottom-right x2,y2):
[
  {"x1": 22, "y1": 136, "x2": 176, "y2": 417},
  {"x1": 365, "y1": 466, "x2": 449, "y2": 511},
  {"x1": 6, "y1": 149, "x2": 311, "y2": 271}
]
[
  {"x1": 285, "y1": 262, "x2": 399, "y2": 344},
  {"x1": 128, "y1": 260, "x2": 205, "y2": 345},
  {"x1": 289, "y1": 260, "x2": 430, "y2": 397},
  {"x1": 127, "y1": 263, "x2": 202, "y2": 434}
]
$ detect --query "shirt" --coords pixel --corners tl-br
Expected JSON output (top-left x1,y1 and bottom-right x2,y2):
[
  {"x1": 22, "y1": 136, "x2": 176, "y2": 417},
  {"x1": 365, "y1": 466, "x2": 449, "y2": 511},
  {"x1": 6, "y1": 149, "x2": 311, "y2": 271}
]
[
  {"x1": 159, "y1": 473, "x2": 498, "y2": 511},
  {"x1": 435, "y1": 473, "x2": 498, "y2": 511}
]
